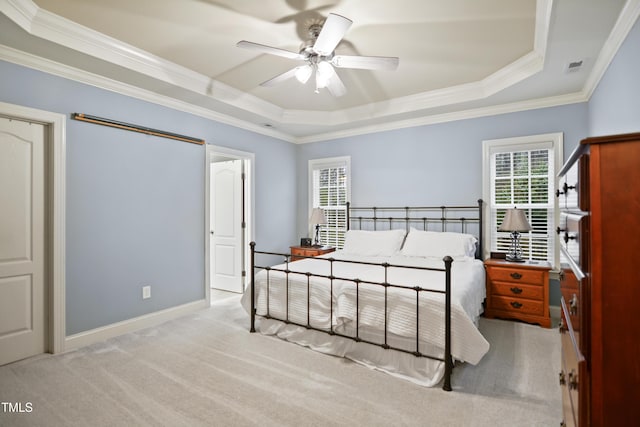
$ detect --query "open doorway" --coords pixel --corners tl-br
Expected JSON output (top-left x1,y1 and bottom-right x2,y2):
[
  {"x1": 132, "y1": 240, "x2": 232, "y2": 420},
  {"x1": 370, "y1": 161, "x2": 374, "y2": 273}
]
[{"x1": 205, "y1": 145, "x2": 254, "y2": 304}]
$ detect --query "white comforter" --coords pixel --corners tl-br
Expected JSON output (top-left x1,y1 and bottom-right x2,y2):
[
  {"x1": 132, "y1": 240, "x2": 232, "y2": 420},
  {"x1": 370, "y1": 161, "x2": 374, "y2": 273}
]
[
  {"x1": 242, "y1": 251, "x2": 489, "y2": 386},
  {"x1": 242, "y1": 251, "x2": 489, "y2": 367}
]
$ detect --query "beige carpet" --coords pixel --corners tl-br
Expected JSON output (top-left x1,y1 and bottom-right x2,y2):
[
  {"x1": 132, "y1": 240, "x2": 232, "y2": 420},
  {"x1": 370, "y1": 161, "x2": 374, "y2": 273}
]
[{"x1": 0, "y1": 294, "x2": 561, "y2": 426}]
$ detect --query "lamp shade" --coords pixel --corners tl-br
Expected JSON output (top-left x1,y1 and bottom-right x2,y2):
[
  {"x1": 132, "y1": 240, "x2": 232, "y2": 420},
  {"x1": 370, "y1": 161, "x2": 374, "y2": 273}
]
[
  {"x1": 295, "y1": 64, "x2": 312, "y2": 84},
  {"x1": 498, "y1": 208, "x2": 532, "y2": 232},
  {"x1": 315, "y1": 62, "x2": 335, "y2": 89},
  {"x1": 309, "y1": 208, "x2": 327, "y2": 225}
]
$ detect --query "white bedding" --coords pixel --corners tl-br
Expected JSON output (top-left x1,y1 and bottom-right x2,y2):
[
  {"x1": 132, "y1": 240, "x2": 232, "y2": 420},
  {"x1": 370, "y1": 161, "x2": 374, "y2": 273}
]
[{"x1": 241, "y1": 250, "x2": 490, "y2": 386}]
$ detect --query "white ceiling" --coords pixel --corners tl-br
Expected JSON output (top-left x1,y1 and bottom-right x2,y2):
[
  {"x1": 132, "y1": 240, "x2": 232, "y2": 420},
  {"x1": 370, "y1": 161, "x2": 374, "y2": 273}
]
[{"x1": 0, "y1": 0, "x2": 637, "y2": 142}]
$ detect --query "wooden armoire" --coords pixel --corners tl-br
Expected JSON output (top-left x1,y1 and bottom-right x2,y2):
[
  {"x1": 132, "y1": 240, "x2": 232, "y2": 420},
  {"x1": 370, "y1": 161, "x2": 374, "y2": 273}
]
[{"x1": 557, "y1": 132, "x2": 640, "y2": 426}]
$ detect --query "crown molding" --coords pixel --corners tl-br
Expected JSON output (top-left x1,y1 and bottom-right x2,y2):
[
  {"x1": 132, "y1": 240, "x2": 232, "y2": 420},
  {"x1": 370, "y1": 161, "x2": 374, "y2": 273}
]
[
  {"x1": 0, "y1": 41, "x2": 589, "y2": 146},
  {"x1": 0, "y1": 44, "x2": 295, "y2": 143},
  {"x1": 2, "y1": 0, "x2": 635, "y2": 144},
  {"x1": 583, "y1": 0, "x2": 640, "y2": 99},
  {"x1": 296, "y1": 91, "x2": 589, "y2": 144},
  {"x1": 0, "y1": 0, "x2": 38, "y2": 30},
  {"x1": 278, "y1": 49, "x2": 545, "y2": 128},
  {"x1": 2, "y1": 0, "x2": 555, "y2": 131},
  {"x1": 534, "y1": 0, "x2": 554, "y2": 54},
  {"x1": 244, "y1": 2, "x2": 553, "y2": 127},
  {"x1": 4, "y1": 0, "x2": 288, "y2": 121}
]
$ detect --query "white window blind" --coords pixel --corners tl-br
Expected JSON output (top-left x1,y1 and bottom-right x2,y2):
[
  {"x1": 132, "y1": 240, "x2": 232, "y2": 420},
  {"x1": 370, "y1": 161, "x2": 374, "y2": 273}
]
[
  {"x1": 309, "y1": 157, "x2": 350, "y2": 248},
  {"x1": 483, "y1": 134, "x2": 562, "y2": 266}
]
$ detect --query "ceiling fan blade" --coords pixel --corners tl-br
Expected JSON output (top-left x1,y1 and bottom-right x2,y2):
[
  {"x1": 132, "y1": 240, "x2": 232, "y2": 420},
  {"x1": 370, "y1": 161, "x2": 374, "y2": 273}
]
[
  {"x1": 259, "y1": 67, "x2": 300, "y2": 87},
  {"x1": 312, "y1": 13, "x2": 352, "y2": 56},
  {"x1": 326, "y1": 72, "x2": 347, "y2": 97},
  {"x1": 332, "y1": 55, "x2": 399, "y2": 71},
  {"x1": 236, "y1": 40, "x2": 304, "y2": 60}
]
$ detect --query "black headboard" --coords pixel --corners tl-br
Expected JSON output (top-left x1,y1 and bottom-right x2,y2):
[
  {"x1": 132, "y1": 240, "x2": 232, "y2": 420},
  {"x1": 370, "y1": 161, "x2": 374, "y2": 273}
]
[{"x1": 346, "y1": 199, "x2": 484, "y2": 260}]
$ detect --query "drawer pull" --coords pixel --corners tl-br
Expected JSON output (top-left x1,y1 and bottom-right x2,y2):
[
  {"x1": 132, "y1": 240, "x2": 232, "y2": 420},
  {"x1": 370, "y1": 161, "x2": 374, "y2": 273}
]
[
  {"x1": 570, "y1": 294, "x2": 578, "y2": 316},
  {"x1": 559, "y1": 371, "x2": 566, "y2": 386},
  {"x1": 556, "y1": 227, "x2": 577, "y2": 244},
  {"x1": 510, "y1": 286, "x2": 523, "y2": 295},
  {"x1": 555, "y1": 182, "x2": 576, "y2": 197},
  {"x1": 510, "y1": 272, "x2": 522, "y2": 280},
  {"x1": 568, "y1": 369, "x2": 578, "y2": 390},
  {"x1": 510, "y1": 301, "x2": 523, "y2": 309}
]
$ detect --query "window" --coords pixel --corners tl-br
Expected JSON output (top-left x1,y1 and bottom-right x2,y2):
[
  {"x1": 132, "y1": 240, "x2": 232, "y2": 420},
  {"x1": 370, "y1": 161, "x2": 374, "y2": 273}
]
[
  {"x1": 483, "y1": 134, "x2": 563, "y2": 267},
  {"x1": 309, "y1": 156, "x2": 350, "y2": 248}
]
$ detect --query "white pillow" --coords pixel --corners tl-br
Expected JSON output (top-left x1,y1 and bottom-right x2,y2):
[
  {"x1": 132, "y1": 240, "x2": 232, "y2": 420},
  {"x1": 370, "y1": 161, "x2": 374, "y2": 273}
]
[
  {"x1": 341, "y1": 229, "x2": 406, "y2": 257},
  {"x1": 400, "y1": 228, "x2": 477, "y2": 259}
]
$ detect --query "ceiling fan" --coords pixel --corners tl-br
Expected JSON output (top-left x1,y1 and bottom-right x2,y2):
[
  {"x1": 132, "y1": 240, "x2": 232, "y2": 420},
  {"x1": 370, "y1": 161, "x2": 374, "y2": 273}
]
[{"x1": 236, "y1": 13, "x2": 399, "y2": 97}]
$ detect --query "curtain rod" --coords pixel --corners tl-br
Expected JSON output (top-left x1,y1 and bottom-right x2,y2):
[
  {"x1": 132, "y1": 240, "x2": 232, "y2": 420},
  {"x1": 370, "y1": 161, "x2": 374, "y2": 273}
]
[{"x1": 72, "y1": 113, "x2": 205, "y2": 145}]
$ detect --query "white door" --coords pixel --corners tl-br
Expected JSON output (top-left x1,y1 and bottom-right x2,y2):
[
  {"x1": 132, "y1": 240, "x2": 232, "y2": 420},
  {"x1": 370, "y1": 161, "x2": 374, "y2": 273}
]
[
  {"x1": 210, "y1": 160, "x2": 243, "y2": 292},
  {"x1": 0, "y1": 116, "x2": 46, "y2": 365}
]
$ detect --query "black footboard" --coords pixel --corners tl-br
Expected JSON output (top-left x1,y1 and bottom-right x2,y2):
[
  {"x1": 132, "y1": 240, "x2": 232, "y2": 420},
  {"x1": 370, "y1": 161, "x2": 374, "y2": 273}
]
[
  {"x1": 248, "y1": 200, "x2": 483, "y2": 391},
  {"x1": 249, "y1": 243, "x2": 455, "y2": 391}
]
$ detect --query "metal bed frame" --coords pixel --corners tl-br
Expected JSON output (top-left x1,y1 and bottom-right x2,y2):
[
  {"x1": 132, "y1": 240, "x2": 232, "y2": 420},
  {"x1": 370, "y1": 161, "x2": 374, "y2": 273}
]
[{"x1": 249, "y1": 199, "x2": 484, "y2": 391}]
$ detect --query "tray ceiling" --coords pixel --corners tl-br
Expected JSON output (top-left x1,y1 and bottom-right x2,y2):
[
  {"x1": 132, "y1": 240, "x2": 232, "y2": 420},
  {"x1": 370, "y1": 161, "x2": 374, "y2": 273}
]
[{"x1": 0, "y1": 0, "x2": 635, "y2": 142}]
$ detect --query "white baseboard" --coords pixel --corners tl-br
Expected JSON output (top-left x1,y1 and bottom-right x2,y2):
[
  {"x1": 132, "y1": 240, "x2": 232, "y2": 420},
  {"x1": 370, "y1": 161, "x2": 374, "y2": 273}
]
[{"x1": 64, "y1": 299, "x2": 208, "y2": 351}]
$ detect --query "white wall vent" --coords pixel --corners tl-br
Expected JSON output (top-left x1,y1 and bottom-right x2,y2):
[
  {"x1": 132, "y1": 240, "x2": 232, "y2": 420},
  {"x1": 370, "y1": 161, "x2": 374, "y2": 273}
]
[{"x1": 565, "y1": 60, "x2": 584, "y2": 73}]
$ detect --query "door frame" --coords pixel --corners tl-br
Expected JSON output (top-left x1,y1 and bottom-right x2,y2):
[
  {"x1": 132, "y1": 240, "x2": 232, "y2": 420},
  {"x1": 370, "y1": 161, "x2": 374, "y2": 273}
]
[
  {"x1": 204, "y1": 144, "x2": 254, "y2": 303},
  {"x1": 0, "y1": 101, "x2": 66, "y2": 355}
]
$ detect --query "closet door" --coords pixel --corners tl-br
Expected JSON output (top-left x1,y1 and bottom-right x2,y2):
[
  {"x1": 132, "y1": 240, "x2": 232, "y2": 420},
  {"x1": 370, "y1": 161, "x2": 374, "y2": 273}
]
[{"x1": 0, "y1": 117, "x2": 46, "y2": 365}]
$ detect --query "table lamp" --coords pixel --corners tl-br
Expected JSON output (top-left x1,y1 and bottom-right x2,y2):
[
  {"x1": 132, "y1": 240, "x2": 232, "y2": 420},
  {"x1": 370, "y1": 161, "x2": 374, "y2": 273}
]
[
  {"x1": 309, "y1": 208, "x2": 327, "y2": 247},
  {"x1": 498, "y1": 207, "x2": 532, "y2": 262}
]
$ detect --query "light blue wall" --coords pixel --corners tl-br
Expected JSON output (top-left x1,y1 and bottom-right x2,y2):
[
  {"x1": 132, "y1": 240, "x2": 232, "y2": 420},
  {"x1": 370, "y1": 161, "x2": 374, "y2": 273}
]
[
  {"x1": 588, "y1": 16, "x2": 640, "y2": 136},
  {"x1": 0, "y1": 14, "x2": 635, "y2": 333},
  {"x1": 297, "y1": 103, "x2": 589, "y2": 238},
  {"x1": 297, "y1": 104, "x2": 589, "y2": 308},
  {"x1": 294, "y1": 15, "x2": 638, "y2": 309},
  {"x1": 0, "y1": 60, "x2": 297, "y2": 335}
]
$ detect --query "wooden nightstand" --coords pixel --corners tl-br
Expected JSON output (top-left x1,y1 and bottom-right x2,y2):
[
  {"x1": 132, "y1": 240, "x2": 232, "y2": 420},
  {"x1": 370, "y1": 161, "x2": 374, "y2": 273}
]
[
  {"x1": 484, "y1": 259, "x2": 551, "y2": 328},
  {"x1": 290, "y1": 245, "x2": 335, "y2": 261}
]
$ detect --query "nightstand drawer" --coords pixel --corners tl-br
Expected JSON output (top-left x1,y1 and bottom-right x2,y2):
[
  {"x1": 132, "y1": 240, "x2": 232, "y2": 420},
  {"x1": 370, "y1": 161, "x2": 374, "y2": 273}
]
[
  {"x1": 491, "y1": 296, "x2": 544, "y2": 316},
  {"x1": 290, "y1": 245, "x2": 335, "y2": 261},
  {"x1": 486, "y1": 266, "x2": 544, "y2": 285},
  {"x1": 292, "y1": 248, "x2": 313, "y2": 257},
  {"x1": 490, "y1": 281, "x2": 544, "y2": 300}
]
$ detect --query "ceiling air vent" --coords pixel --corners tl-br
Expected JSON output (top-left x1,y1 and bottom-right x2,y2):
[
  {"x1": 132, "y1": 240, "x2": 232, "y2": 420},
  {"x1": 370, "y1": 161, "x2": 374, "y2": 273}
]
[{"x1": 565, "y1": 60, "x2": 584, "y2": 73}]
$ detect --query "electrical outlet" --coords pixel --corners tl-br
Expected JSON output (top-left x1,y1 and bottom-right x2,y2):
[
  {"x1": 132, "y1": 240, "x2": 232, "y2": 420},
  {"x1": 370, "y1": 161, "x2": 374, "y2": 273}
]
[{"x1": 142, "y1": 285, "x2": 151, "y2": 299}]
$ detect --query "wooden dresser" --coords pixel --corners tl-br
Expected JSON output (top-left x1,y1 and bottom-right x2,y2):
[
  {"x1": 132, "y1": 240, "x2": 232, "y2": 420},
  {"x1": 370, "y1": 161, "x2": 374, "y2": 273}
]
[
  {"x1": 290, "y1": 245, "x2": 335, "y2": 261},
  {"x1": 484, "y1": 259, "x2": 551, "y2": 328},
  {"x1": 557, "y1": 132, "x2": 640, "y2": 426}
]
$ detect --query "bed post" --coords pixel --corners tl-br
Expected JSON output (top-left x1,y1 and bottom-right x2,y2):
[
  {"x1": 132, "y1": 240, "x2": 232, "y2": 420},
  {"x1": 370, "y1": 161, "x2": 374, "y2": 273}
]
[
  {"x1": 250, "y1": 241, "x2": 256, "y2": 333},
  {"x1": 477, "y1": 199, "x2": 484, "y2": 260},
  {"x1": 346, "y1": 201, "x2": 351, "y2": 230},
  {"x1": 443, "y1": 255, "x2": 453, "y2": 391}
]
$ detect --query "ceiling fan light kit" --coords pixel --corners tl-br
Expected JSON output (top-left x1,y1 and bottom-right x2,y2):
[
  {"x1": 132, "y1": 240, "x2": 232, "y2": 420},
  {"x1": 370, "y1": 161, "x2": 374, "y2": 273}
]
[
  {"x1": 315, "y1": 61, "x2": 335, "y2": 89},
  {"x1": 237, "y1": 13, "x2": 399, "y2": 97},
  {"x1": 295, "y1": 65, "x2": 313, "y2": 84}
]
